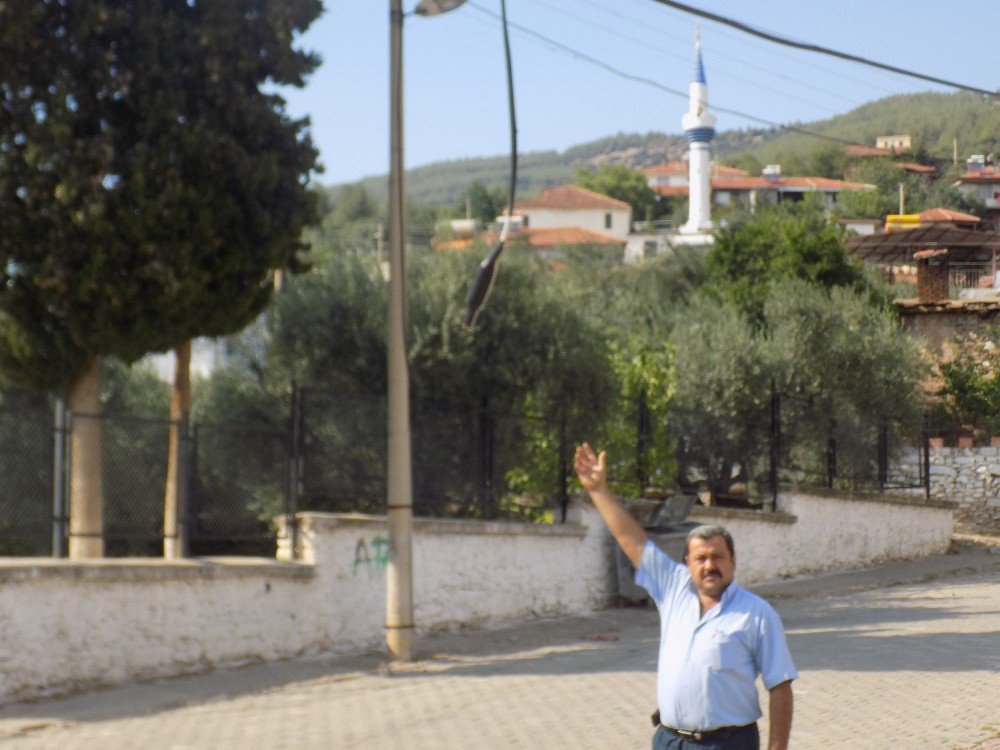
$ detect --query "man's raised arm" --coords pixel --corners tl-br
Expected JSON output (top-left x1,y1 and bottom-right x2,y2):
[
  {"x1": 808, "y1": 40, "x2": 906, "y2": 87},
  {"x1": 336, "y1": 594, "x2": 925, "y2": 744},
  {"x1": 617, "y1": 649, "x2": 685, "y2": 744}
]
[{"x1": 574, "y1": 444, "x2": 648, "y2": 568}]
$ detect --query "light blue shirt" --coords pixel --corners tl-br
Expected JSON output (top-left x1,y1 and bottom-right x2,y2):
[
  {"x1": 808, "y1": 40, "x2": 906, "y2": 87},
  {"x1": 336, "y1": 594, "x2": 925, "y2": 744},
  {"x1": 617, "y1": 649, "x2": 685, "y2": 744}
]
[{"x1": 636, "y1": 540, "x2": 798, "y2": 732}]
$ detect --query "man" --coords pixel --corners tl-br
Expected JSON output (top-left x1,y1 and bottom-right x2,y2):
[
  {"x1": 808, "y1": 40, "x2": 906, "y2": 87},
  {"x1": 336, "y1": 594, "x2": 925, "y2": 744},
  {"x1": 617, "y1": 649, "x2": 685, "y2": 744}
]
[{"x1": 574, "y1": 443, "x2": 796, "y2": 750}]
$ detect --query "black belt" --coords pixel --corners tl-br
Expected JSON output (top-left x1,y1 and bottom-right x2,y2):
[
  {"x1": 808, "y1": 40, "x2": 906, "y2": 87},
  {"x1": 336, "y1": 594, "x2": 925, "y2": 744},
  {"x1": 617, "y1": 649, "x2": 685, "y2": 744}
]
[{"x1": 651, "y1": 710, "x2": 755, "y2": 742}]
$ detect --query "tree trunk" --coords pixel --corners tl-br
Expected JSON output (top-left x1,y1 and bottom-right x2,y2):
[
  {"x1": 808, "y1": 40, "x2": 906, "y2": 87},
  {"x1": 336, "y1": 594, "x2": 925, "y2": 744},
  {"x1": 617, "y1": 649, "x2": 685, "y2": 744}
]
[
  {"x1": 68, "y1": 357, "x2": 104, "y2": 558},
  {"x1": 164, "y1": 340, "x2": 192, "y2": 559}
]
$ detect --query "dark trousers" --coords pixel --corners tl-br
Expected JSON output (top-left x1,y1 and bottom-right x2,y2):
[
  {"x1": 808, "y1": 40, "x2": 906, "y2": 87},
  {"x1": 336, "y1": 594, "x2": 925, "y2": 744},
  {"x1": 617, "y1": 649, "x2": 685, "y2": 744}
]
[{"x1": 652, "y1": 723, "x2": 759, "y2": 750}]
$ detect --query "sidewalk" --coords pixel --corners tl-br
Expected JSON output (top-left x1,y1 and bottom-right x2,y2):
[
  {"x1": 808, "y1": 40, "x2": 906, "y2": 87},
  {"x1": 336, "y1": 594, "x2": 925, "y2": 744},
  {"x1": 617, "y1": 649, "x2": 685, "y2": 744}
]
[{"x1": 0, "y1": 537, "x2": 998, "y2": 750}]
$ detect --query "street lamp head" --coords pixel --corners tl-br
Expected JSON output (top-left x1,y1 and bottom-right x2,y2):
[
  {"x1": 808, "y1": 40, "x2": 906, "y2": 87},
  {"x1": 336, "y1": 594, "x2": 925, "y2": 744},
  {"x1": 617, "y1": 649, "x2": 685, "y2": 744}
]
[{"x1": 414, "y1": 0, "x2": 467, "y2": 16}]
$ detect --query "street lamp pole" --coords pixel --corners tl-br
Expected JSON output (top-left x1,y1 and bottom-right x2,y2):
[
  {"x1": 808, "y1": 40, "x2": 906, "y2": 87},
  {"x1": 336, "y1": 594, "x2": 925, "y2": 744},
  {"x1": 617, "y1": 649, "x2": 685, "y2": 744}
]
[
  {"x1": 386, "y1": 0, "x2": 468, "y2": 663},
  {"x1": 386, "y1": 0, "x2": 413, "y2": 662}
]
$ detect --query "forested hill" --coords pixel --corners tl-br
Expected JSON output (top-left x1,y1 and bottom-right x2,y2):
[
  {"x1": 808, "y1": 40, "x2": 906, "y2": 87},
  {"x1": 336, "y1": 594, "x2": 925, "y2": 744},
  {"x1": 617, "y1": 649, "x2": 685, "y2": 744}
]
[{"x1": 337, "y1": 92, "x2": 1000, "y2": 208}]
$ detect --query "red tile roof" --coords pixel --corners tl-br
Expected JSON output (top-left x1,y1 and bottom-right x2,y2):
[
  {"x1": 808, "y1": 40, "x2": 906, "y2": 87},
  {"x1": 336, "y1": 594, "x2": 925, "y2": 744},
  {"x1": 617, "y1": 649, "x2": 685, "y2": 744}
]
[
  {"x1": 895, "y1": 162, "x2": 936, "y2": 174},
  {"x1": 514, "y1": 184, "x2": 630, "y2": 211},
  {"x1": 520, "y1": 226, "x2": 625, "y2": 247},
  {"x1": 434, "y1": 226, "x2": 624, "y2": 253},
  {"x1": 919, "y1": 207, "x2": 981, "y2": 224},
  {"x1": 956, "y1": 168, "x2": 1000, "y2": 184},
  {"x1": 644, "y1": 162, "x2": 749, "y2": 178},
  {"x1": 845, "y1": 145, "x2": 897, "y2": 157},
  {"x1": 711, "y1": 176, "x2": 872, "y2": 191},
  {"x1": 654, "y1": 185, "x2": 690, "y2": 197}
]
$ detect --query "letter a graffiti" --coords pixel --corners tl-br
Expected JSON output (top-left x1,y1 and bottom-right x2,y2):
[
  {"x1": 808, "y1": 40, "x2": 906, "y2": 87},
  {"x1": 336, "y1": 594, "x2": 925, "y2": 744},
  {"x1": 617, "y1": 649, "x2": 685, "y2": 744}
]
[{"x1": 352, "y1": 538, "x2": 371, "y2": 576}]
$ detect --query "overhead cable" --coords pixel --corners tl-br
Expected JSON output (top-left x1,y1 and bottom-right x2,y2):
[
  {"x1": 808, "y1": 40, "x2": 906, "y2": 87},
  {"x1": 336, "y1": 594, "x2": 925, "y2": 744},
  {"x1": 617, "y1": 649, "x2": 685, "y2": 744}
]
[
  {"x1": 467, "y1": 2, "x2": 883, "y2": 151},
  {"x1": 530, "y1": 0, "x2": 857, "y2": 112},
  {"x1": 647, "y1": 0, "x2": 998, "y2": 99}
]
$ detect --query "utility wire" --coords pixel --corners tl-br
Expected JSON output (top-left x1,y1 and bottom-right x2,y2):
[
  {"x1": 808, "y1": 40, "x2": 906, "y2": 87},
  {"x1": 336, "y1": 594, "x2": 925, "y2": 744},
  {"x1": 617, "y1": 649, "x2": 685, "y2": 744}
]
[
  {"x1": 647, "y1": 0, "x2": 998, "y2": 99},
  {"x1": 616, "y1": 0, "x2": 900, "y2": 96},
  {"x1": 530, "y1": 0, "x2": 858, "y2": 112},
  {"x1": 467, "y1": 2, "x2": 883, "y2": 151}
]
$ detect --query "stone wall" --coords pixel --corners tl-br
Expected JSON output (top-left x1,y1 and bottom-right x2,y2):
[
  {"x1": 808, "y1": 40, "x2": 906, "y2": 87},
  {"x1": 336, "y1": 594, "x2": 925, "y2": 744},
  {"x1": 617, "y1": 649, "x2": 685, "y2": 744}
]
[
  {"x1": 895, "y1": 299, "x2": 1000, "y2": 360},
  {"x1": 894, "y1": 446, "x2": 1000, "y2": 532}
]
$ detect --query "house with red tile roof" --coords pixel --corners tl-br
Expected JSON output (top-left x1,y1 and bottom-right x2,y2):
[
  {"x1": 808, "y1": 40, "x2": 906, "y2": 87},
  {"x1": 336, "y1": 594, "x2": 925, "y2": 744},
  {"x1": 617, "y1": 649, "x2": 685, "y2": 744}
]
[
  {"x1": 643, "y1": 162, "x2": 873, "y2": 210},
  {"x1": 916, "y1": 207, "x2": 981, "y2": 228},
  {"x1": 435, "y1": 225, "x2": 624, "y2": 260},
  {"x1": 954, "y1": 158, "x2": 1000, "y2": 221},
  {"x1": 511, "y1": 184, "x2": 632, "y2": 239}
]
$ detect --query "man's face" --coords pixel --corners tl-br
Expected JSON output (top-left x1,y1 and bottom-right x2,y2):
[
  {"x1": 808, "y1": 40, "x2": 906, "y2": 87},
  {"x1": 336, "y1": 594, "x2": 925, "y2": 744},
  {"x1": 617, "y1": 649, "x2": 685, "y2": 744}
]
[{"x1": 686, "y1": 536, "x2": 735, "y2": 599}]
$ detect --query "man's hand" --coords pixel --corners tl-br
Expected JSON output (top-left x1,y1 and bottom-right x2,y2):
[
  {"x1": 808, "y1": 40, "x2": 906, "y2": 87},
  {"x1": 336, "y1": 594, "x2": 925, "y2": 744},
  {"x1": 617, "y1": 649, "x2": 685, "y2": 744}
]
[
  {"x1": 574, "y1": 443, "x2": 608, "y2": 493},
  {"x1": 573, "y1": 443, "x2": 647, "y2": 567}
]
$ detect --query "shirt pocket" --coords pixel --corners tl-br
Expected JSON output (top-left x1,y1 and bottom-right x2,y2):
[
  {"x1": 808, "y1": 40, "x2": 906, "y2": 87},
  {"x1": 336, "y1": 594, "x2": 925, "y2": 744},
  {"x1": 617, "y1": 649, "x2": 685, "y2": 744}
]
[{"x1": 707, "y1": 629, "x2": 750, "y2": 672}]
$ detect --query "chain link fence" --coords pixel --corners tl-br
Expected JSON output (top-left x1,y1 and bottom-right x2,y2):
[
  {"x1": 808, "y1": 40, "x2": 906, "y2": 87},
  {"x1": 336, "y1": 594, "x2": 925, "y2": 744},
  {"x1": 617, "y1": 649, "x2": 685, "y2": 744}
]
[
  {"x1": 0, "y1": 382, "x2": 929, "y2": 558},
  {"x1": 0, "y1": 391, "x2": 54, "y2": 556},
  {"x1": 295, "y1": 387, "x2": 563, "y2": 521}
]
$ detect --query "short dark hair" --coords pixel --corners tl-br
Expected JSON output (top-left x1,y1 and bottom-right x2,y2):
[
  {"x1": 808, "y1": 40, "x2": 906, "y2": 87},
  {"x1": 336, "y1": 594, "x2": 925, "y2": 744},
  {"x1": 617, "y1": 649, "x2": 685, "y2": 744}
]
[{"x1": 684, "y1": 524, "x2": 735, "y2": 559}]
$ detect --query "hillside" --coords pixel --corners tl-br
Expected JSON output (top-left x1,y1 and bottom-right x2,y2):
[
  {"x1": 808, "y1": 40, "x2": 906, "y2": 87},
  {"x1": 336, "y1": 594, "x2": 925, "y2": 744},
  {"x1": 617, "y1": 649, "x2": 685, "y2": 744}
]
[{"x1": 335, "y1": 92, "x2": 1000, "y2": 208}]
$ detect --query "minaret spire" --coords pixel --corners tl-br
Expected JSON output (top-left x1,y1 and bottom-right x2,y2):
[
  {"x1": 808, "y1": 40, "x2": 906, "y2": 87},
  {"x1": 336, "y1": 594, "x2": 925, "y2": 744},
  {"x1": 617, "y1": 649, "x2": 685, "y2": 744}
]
[
  {"x1": 681, "y1": 24, "x2": 716, "y2": 236},
  {"x1": 694, "y1": 24, "x2": 706, "y2": 85}
]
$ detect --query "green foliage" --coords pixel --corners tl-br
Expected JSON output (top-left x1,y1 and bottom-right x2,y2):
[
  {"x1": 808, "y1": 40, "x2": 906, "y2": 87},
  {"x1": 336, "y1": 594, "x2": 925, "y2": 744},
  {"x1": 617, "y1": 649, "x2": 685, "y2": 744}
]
[
  {"x1": 211, "y1": 249, "x2": 617, "y2": 512},
  {"x1": 705, "y1": 201, "x2": 881, "y2": 325},
  {"x1": 0, "y1": 0, "x2": 322, "y2": 391},
  {"x1": 599, "y1": 340, "x2": 676, "y2": 496},
  {"x1": 936, "y1": 331, "x2": 1000, "y2": 438},
  {"x1": 454, "y1": 181, "x2": 507, "y2": 227},
  {"x1": 837, "y1": 159, "x2": 984, "y2": 218},
  {"x1": 574, "y1": 163, "x2": 660, "y2": 222},
  {"x1": 337, "y1": 93, "x2": 999, "y2": 214},
  {"x1": 668, "y1": 277, "x2": 923, "y2": 495},
  {"x1": 669, "y1": 297, "x2": 770, "y2": 496},
  {"x1": 737, "y1": 93, "x2": 1000, "y2": 170}
]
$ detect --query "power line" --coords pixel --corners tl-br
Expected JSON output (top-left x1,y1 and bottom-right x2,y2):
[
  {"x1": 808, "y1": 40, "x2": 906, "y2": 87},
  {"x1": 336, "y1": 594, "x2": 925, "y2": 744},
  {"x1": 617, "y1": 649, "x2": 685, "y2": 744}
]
[
  {"x1": 530, "y1": 0, "x2": 860, "y2": 113},
  {"x1": 618, "y1": 0, "x2": 900, "y2": 96},
  {"x1": 467, "y1": 2, "x2": 883, "y2": 151},
  {"x1": 647, "y1": 0, "x2": 998, "y2": 100}
]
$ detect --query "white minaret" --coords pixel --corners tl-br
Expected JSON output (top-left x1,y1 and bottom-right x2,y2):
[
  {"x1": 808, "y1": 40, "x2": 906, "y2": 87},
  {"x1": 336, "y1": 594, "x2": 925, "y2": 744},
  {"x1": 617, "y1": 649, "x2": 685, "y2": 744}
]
[{"x1": 680, "y1": 27, "x2": 716, "y2": 235}]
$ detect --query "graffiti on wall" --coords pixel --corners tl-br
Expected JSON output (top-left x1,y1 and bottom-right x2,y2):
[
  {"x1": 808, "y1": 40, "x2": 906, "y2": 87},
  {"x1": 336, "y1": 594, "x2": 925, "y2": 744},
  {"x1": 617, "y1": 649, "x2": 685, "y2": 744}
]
[{"x1": 352, "y1": 535, "x2": 390, "y2": 578}]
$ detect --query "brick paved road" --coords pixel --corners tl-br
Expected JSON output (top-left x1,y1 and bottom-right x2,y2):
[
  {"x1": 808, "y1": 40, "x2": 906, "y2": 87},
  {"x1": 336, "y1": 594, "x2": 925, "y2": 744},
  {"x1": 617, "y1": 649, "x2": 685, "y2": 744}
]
[{"x1": 1, "y1": 548, "x2": 998, "y2": 750}]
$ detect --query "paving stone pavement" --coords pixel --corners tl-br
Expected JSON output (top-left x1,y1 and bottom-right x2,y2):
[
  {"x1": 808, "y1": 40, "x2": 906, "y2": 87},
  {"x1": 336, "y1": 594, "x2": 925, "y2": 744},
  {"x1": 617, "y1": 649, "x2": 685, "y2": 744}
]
[{"x1": 1, "y1": 541, "x2": 998, "y2": 750}]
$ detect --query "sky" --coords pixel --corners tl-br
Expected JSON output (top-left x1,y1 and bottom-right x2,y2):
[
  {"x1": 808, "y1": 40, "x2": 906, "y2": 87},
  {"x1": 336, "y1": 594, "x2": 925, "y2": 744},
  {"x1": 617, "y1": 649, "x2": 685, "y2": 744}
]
[{"x1": 278, "y1": 0, "x2": 999, "y2": 188}]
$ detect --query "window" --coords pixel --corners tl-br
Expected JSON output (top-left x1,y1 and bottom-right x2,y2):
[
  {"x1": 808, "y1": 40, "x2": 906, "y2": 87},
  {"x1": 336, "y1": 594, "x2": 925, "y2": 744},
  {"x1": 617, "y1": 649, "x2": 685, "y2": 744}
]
[{"x1": 605, "y1": 213, "x2": 612, "y2": 229}]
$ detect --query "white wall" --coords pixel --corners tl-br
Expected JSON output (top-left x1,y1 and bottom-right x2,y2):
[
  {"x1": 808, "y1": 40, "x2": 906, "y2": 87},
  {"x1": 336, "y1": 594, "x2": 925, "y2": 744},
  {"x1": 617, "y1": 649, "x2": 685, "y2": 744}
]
[
  {"x1": 0, "y1": 510, "x2": 615, "y2": 705},
  {"x1": 689, "y1": 487, "x2": 953, "y2": 585},
  {"x1": 0, "y1": 487, "x2": 951, "y2": 705},
  {"x1": 0, "y1": 560, "x2": 317, "y2": 703},
  {"x1": 520, "y1": 207, "x2": 631, "y2": 238}
]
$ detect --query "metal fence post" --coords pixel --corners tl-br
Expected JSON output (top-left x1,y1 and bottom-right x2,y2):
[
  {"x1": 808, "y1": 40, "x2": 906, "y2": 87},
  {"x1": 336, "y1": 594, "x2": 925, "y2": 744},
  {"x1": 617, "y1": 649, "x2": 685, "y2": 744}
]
[
  {"x1": 826, "y1": 418, "x2": 837, "y2": 489},
  {"x1": 476, "y1": 398, "x2": 494, "y2": 519},
  {"x1": 287, "y1": 383, "x2": 302, "y2": 557},
  {"x1": 922, "y1": 419, "x2": 931, "y2": 500},
  {"x1": 51, "y1": 398, "x2": 68, "y2": 558},
  {"x1": 877, "y1": 417, "x2": 888, "y2": 490},
  {"x1": 768, "y1": 379, "x2": 779, "y2": 512},
  {"x1": 636, "y1": 390, "x2": 650, "y2": 493},
  {"x1": 558, "y1": 415, "x2": 568, "y2": 523}
]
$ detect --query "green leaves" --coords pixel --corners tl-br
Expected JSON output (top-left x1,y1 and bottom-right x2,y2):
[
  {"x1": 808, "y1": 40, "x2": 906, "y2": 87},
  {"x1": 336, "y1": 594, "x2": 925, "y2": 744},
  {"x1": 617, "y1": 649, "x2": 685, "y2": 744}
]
[
  {"x1": 574, "y1": 163, "x2": 660, "y2": 222},
  {"x1": 0, "y1": 0, "x2": 322, "y2": 391},
  {"x1": 936, "y1": 331, "x2": 1000, "y2": 438},
  {"x1": 705, "y1": 201, "x2": 881, "y2": 327}
]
